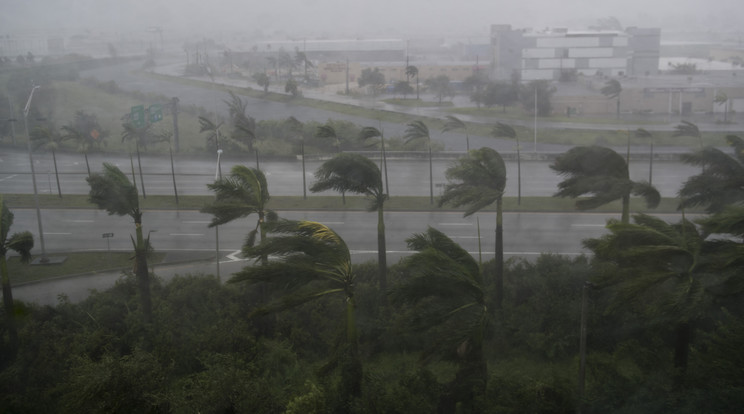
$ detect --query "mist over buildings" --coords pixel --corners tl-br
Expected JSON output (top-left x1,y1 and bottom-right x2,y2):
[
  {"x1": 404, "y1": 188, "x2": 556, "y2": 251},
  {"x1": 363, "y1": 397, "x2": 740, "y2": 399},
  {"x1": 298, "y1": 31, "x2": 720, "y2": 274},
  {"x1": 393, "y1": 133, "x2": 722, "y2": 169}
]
[{"x1": 1, "y1": 0, "x2": 743, "y2": 41}]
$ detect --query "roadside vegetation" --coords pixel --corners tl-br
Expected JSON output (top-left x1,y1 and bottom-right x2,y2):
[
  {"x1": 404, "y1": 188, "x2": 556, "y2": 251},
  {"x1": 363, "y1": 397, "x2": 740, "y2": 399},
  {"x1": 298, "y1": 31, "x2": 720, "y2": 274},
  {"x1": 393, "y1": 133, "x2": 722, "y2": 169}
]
[{"x1": 1, "y1": 56, "x2": 743, "y2": 413}]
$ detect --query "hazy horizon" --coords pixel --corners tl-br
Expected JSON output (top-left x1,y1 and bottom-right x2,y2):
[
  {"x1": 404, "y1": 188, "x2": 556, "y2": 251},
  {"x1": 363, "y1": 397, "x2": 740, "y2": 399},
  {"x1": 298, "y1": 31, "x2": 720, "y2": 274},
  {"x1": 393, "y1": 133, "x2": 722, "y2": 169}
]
[{"x1": 2, "y1": 0, "x2": 743, "y2": 41}]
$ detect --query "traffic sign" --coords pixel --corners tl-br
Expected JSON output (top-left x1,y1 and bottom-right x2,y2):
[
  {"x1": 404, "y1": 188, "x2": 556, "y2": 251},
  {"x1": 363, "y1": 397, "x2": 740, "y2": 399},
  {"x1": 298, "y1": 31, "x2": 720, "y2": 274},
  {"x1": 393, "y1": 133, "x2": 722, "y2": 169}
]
[
  {"x1": 148, "y1": 104, "x2": 163, "y2": 123},
  {"x1": 131, "y1": 105, "x2": 145, "y2": 127}
]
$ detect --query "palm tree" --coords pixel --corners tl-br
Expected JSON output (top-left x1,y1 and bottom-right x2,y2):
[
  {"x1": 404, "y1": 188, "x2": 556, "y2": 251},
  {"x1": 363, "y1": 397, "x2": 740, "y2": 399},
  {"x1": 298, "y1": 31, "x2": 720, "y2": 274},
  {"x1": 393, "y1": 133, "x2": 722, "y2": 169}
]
[
  {"x1": 550, "y1": 146, "x2": 660, "y2": 224},
  {"x1": 678, "y1": 135, "x2": 744, "y2": 213},
  {"x1": 253, "y1": 72, "x2": 270, "y2": 94},
  {"x1": 714, "y1": 92, "x2": 729, "y2": 123},
  {"x1": 405, "y1": 65, "x2": 419, "y2": 100},
  {"x1": 442, "y1": 115, "x2": 470, "y2": 152},
  {"x1": 198, "y1": 116, "x2": 224, "y2": 151},
  {"x1": 601, "y1": 78, "x2": 622, "y2": 118},
  {"x1": 673, "y1": 120, "x2": 703, "y2": 148},
  {"x1": 86, "y1": 163, "x2": 152, "y2": 323},
  {"x1": 285, "y1": 116, "x2": 306, "y2": 198},
  {"x1": 491, "y1": 122, "x2": 521, "y2": 205},
  {"x1": 315, "y1": 123, "x2": 341, "y2": 153},
  {"x1": 392, "y1": 227, "x2": 489, "y2": 411},
  {"x1": 583, "y1": 213, "x2": 720, "y2": 378},
  {"x1": 231, "y1": 220, "x2": 362, "y2": 405},
  {"x1": 438, "y1": 147, "x2": 507, "y2": 308},
  {"x1": 309, "y1": 153, "x2": 388, "y2": 295},
  {"x1": 30, "y1": 126, "x2": 66, "y2": 197},
  {"x1": 201, "y1": 165, "x2": 276, "y2": 252},
  {"x1": 0, "y1": 195, "x2": 34, "y2": 356},
  {"x1": 635, "y1": 128, "x2": 655, "y2": 185},
  {"x1": 61, "y1": 111, "x2": 107, "y2": 178},
  {"x1": 224, "y1": 91, "x2": 257, "y2": 155},
  {"x1": 359, "y1": 126, "x2": 389, "y2": 196},
  {"x1": 121, "y1": 122, "x2": 172, "y2": 199},
  {"x1": 404, "y1": 120, "x2": 434, "y2": 204}
]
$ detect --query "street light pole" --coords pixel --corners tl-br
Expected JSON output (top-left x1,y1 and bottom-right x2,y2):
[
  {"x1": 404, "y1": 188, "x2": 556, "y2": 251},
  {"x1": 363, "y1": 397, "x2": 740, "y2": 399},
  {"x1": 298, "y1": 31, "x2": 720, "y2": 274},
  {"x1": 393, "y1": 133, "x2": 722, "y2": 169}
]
[{"x1": 24, "y1": 84, "x2": 47, "y2": 262}]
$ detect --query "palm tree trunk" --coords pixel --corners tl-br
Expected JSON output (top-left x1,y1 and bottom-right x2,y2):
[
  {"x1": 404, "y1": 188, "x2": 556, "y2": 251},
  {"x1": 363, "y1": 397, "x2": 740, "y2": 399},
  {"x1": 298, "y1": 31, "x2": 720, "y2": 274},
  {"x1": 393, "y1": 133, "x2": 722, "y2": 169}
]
[
  {"x1": 377, "y1": 206, "x2": 387, "y2": 298},
  {"x1": 495, "y1": 197, "x2": 504, "y2": 309},
  {"x1": 133, "y1": 216, "x2": 152, "y2": 323},
  {"x1": 428, "y1": 142, "x2": 433, "y2": 204},
  {"x1": 52, "y1": 150, "x2": 62, "y2": 198},
  {"x1": 1, "y1": 256, "x2": 18, "y2": 356},
  {"x1": 621, "y1": 194, "x2": 630, "y2": 224},
  {"x1": 674, "y1": 321, "x2": 691, "y2": 381}
]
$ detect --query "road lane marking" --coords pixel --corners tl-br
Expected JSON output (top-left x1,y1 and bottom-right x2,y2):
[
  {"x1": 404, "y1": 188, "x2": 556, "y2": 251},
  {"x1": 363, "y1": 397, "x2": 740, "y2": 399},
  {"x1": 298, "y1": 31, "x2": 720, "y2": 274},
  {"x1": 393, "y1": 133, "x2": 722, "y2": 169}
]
[
  {"x1": 571, "y1": 224, "x2": 606, "y2": 227},
  {"x1": 170, "y1": 233, "x2": 205, "y2": 236},
  {"x1": 183, "y1": 221, "x2": 211, "y2": 224},
  {"x1": 438, "y1": 222, "x2": 472, "y2": 226},
  {"x1": 0, "y1": 174, "x2": 17, "y2": 182},
  {"x1": 45, "y1": 232, "x2": 72, "y2": 235},
  {"x1": 67, "y1": 219, "x2": 94, "y2": 223}
]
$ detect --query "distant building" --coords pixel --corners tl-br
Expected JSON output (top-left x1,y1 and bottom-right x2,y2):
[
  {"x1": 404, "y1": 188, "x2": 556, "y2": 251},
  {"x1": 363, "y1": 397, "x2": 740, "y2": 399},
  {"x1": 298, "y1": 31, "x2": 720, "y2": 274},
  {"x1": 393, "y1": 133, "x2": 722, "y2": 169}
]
[{"x1": 490, "y1": 25, "x2": 661, "y2": 81}]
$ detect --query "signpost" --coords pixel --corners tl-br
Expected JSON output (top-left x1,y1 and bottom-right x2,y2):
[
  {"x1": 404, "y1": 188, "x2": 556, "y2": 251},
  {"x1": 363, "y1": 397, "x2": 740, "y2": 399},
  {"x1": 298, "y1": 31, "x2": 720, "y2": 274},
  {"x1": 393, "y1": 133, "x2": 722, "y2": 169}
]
[{"x1": 102, "y1": 232, "x2": 114, "y2": 253}]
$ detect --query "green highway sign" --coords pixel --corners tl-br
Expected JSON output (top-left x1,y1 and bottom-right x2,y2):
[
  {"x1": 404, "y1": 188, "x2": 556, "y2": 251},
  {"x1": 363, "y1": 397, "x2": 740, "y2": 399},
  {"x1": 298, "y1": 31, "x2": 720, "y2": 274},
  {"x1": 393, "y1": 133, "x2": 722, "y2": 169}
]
[
  {"x1": 149, "y1": 104, "x2": 163, "y2": 123},
  {"x1": 131, "y1": 105, "x2": 145, "y2": 127}
]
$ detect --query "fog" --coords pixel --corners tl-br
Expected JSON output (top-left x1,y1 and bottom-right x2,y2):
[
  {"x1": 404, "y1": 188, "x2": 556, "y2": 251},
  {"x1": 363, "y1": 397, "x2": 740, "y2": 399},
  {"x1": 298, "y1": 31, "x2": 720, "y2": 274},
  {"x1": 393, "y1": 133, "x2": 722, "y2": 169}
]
[{"x1": 2, "y1": 0, "x2": 743, "y2": 39}]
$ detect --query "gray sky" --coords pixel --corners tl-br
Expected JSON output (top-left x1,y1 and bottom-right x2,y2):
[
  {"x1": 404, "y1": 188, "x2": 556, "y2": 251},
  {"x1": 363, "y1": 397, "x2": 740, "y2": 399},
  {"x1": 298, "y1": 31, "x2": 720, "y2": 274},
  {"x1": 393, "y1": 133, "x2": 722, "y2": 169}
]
[{"x1": 2, "y1": 0, "x2": 743, "y2": 39}]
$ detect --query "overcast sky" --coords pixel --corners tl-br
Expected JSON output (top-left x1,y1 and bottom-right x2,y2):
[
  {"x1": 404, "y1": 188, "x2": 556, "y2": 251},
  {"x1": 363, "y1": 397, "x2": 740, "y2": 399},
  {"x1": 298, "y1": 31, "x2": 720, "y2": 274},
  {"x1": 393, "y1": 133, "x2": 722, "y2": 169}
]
[{"x1": 2, "y1": 0, "x2": 743, "y2": 40}]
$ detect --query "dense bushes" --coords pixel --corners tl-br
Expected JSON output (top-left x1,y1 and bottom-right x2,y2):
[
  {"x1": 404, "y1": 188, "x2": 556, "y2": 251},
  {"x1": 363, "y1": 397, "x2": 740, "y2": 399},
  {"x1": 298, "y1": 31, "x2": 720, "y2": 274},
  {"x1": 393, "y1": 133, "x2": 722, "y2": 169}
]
[{"x1": 1, "y1": 254, "x2": 743, "y2": 412}]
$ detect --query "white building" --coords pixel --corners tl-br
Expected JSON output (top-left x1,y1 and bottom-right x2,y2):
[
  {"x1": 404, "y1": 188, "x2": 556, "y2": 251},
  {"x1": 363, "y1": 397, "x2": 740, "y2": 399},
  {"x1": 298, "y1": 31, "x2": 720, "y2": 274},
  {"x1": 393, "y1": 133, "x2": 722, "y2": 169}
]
[{"x1": 490, "y1": 25, "x2": 661, "y2": 81}]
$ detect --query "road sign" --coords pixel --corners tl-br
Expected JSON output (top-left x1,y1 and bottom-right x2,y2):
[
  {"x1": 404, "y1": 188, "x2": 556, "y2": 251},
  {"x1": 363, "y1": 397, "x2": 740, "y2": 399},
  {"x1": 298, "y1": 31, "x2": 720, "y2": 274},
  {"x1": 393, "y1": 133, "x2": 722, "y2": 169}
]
[
  {"x1": 131, "y1": 105, "x2": 145, "y2": 127},
  {"x1": 102, "y1": 233, "x2": 114, "y2": 238},
  {"x1": 149, "y1": 104, "x2": 163, "y2": 122}
]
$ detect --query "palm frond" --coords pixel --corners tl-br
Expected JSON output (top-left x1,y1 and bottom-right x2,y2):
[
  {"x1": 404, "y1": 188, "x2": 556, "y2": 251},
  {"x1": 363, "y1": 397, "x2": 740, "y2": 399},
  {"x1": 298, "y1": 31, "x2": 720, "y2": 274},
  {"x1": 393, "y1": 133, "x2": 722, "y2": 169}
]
[
  {"x1": 441, "y1": 115, "x2": 465, "y2": 133},
  {"x1": 404, "y1": 120, "x2": 430, "y2": 144}
]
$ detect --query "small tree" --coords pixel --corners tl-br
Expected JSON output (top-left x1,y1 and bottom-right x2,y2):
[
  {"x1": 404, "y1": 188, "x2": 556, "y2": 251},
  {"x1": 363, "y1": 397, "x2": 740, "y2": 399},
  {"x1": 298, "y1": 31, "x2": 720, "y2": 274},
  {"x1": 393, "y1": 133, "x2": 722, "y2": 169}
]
[
  {"x1": 358, "y1": 68, "x2": 385, "y2": 95},
  {"x1": 425, "y1": 75, "x2": 454, "y2": 104},
  {"x1": 0, "y1": 195, "x2": 34, "y2": 356},
  {"x1": 601, "y1": 78, "x2": 622, "y2": 118},
  {"x1": 253, "y1": 72, "x2": 270, "y2": 94}
]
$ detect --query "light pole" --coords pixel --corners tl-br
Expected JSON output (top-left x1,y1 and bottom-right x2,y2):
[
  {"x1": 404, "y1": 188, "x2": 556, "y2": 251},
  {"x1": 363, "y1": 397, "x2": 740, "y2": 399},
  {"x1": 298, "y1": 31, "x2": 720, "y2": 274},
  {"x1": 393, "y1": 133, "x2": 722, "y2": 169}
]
[
  {"x1": 214, "y1": 146, "x2": 223, "y2": 281},
  {"x1": 24, "y1": 85, "x2": 47, "y2": 263}
]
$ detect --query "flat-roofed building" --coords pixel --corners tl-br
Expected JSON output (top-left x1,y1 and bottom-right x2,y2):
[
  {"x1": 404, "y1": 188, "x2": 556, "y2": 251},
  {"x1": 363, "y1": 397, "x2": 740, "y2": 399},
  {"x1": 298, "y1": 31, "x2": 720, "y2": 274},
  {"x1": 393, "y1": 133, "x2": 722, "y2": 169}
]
[{"x1": 490, "y1": 25, "x2": 661, "y2": 81}]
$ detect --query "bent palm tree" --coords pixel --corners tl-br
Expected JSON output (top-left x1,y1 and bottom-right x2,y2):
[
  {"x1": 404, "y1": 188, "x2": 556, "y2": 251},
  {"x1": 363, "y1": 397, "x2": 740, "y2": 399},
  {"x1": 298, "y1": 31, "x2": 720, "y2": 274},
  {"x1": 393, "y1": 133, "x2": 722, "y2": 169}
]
[
  {"x1": 673, "y1": 120, "x2": 703, "y2": 149},
  {"x1": 360, "y1": 126, "x2": 389, "y2": 196},
  {"x1": 439, "y1": 147, "x2": 507, "y2": 308},
  {"x1": 584, "y1": 213, "x2": 720, "y2": 378},
  {"x1": 601, "y1": 78, "x2": 622, "y2": 118},
  {"x1": 442, "y1": 115, "x2": 470, "y2": 152},
  {"x1": 491, "y1": 122, "x2": 521, "y2": 204},
  {"x1": 392, "y1": 227, "x2": 489, "y2": 412},
  {"x1": 224, "y1": 91, "x2": 257, "y2": 155},
  {"x1": 635, "y1": 128, "x2": 655, "y2": 185},
  {"x1": 201, "y1": 165, "x2": 276, "y2": 250},
  {"x1": 310, "y1": 153, "x2": 388, "y2": 295},
  {"x1": 231, "y1": 220, "x2": 361, "y2": 404},
  {"x1": 0, "y1": 195, "x2": 34, "y2": 356},
  {"x1": 31, "y1": 126, "x2": 67, "y2": 198},
  {"x1": 678, "y1": 135, "x2": 744, "y2": 213},
  {"x1": 551, "y1": 146, "x2": 660, "y2": 224},
  {"x1": 406, "y1": 65, "x2": 419, "y2": 100},
  {"x1": 87, "y1": 163, "x2": 152, "y2": 322},
  {"x1": 404, "y1": 120, "x2": 434, "y2": 204}
]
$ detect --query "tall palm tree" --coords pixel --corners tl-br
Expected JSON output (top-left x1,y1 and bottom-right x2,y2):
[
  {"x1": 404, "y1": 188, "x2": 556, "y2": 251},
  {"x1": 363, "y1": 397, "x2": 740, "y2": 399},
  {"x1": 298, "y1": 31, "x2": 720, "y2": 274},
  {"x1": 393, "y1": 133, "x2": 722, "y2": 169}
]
[
  {"x1": 360, "y1": 126, "x2": 389, "y2": 196},
  {"x1": 231, "y1": 220, "x2": 362, "y2": 404},
  {"x1": 634, "y1": 128, "x2": 655, "y2": 185},
  {"x1": 285, "y1": 116, "x2": 306, "y2": 199},
  {"x1": 673, "y1": 120, "x2": 703, "y2": 149},
  {"x1": 404, "y1": 120, "x2": 434, "y2": 204},
  {"x1": 30, "y1": 126, "x2": 66, "y2": 197},
  {"x1": 439, "y1": 147, "x2": 507, "y2": 308},
  {"x1": 551, "y1": 146, "x2": 660, "y2": 224},
  {"x1": 198, "y1": 116, "x2": 224, "y2": 151},
  {"x1": 0, "y1": 195, "x2": 34, "y2": 356},
  {"x1": 583, "y1": 213, "x2": 720, "y2": 378},
  {"x1": 601, "y1": 78, "x2": 622, "y2": 118},
  {"x1": 201, "y1": 165, "x2": 276, "y2": 252},
  {"x1": 442, "y1": 115, "x2": 470, "y2": 152},
  {"x1": 405, "y1": 65, "x2": 419, "y2": 100},
  {"x1": 392, "y1": 227, "x2": 489, "y2": 412},
  {"x1": 678, "y1": 135, "x2": 744, "y2": 213},
  {"x1": 86, "y1": 163, "x2": 152, "y2": 323},
  {"x1": 224, "y1": 91, "x2": 257, "y2": 155},
  {"x1": 310, "y1": 153, "x2": 388, "y2": 295},
  {"x1": 315, "y1": 123, "x2": 341, "y2": 153},
  {"x1": 491, "y1": 122, "x2": 521, "y2": 205},
  {"x1": 121, "y1": 122, "x2": 172, "y2": 199},
  {"x1": 61, "y1": 111, "x2": 107, "y2": 178}
]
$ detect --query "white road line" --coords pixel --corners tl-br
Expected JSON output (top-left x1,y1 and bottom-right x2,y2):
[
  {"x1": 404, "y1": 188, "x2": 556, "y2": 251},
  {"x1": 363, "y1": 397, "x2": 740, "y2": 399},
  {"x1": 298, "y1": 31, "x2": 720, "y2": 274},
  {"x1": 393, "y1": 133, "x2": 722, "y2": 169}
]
[
  {"x1": 169, "y1": 233, "x2": 205, "y2": 236},
  {"x1": 571, "y1": 224, "x2": 606, "y2": 228},
  {"x1": 183, "y1": 221, "x2": 211, "y2": 224},
  {"x1": 68, "y1": 219, "x2": 94, "y2": 223},
  {"x1": 225, "y1": 250, "x2": 246, "y2": 262},
  {"x1": 451, "y1": 236, "x2": 480, "y2": 239},
  {"x1": 0, "y1": 174, "x2": 18, "y2": 182},
  {"x1": 45, "y1": 232, "x2": 72, "y2": 235},
  {"x1": 438, "y1": 222, "x2": 472, "y2": 226}
]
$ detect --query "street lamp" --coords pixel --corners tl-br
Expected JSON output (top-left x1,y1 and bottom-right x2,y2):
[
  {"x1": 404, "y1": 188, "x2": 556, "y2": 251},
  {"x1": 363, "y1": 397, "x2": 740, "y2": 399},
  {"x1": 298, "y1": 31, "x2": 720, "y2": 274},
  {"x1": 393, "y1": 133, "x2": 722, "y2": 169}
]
[
  {"x1": 24, "y1": 84, "x2": 47, "y2": 263},
  {"x1": 214, "y1": 146, "x2": 223, "y2": 280}
]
